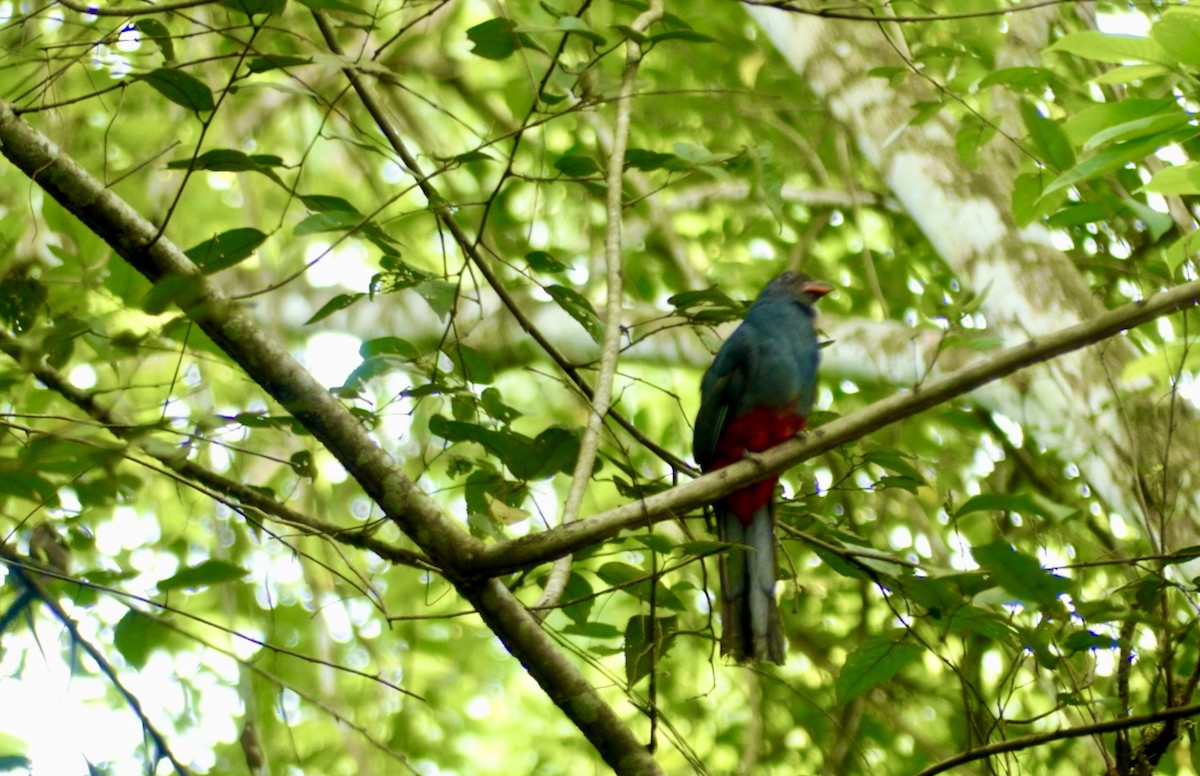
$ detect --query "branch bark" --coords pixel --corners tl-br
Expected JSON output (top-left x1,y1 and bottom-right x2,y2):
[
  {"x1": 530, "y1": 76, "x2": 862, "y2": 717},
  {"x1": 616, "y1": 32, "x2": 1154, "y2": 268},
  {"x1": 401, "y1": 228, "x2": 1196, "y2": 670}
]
[
  {"x1": 747, "y1": 3, "x2": 1200, "y2": 557},
  {"x1": 0, "y1": 99, "x2": 661, "y2": 776},
  {"x1": 472, "y1": 278, "x2": 1200, "y2": 576}
]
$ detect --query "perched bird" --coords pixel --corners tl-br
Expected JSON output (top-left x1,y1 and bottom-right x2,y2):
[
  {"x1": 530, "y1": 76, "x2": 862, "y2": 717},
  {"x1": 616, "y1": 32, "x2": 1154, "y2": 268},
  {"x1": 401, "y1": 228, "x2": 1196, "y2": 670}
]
[{"x1": 693, "y1": 272, "x2": 831, "y2": 664}]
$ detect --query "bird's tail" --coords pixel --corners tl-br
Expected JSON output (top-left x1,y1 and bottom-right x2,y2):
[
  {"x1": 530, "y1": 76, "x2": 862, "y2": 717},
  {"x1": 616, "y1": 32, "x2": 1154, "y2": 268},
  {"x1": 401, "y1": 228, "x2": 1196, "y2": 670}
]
[{"x1": 718, "y1": 504, "x2": 786, "y2": 664}]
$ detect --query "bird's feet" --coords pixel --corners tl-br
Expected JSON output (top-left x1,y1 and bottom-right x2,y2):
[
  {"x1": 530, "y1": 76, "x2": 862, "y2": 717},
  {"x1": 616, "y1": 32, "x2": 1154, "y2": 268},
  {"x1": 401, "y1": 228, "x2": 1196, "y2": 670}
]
[{"x1": 742, "y1": 450, "x2": 769, "y2": 469}]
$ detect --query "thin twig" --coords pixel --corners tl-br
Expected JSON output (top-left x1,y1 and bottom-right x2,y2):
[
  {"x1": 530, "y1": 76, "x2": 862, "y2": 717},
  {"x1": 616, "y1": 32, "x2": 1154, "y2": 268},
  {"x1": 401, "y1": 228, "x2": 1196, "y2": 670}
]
[
  {"x1": 536, "y1": 0, "x2": 664, "y2": 614},
  {"x1": 0, "y1": 547, "x2": 192, "y2": 775}
]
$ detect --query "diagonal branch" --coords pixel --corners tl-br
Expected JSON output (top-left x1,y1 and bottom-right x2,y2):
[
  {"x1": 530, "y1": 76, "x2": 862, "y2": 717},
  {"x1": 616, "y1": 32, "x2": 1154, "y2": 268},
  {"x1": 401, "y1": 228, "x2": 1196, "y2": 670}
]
[
  {"x1": 0, "y1": 98, "x2": 661, "y2": 775},
  {"x1": 912, "y1": 699, "x2": 1200, "y2": 776},
  {"x1": 471, "y1": 278, "x2": 1200, "y2": 576}
]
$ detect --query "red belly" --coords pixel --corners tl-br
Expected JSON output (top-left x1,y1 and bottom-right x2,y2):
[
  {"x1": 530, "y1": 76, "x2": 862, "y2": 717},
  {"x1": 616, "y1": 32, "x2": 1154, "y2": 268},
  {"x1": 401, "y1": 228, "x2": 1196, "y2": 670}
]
[{"x1": 709, "y1": 407, "x2": 806, "y2": 524}]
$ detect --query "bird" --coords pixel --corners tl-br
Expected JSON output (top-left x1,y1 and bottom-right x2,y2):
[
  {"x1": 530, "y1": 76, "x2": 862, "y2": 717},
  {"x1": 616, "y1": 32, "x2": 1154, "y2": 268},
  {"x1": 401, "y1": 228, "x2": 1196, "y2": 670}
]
[{"x1": 693, "y1": 272, "x2": 831, "y2": 664}]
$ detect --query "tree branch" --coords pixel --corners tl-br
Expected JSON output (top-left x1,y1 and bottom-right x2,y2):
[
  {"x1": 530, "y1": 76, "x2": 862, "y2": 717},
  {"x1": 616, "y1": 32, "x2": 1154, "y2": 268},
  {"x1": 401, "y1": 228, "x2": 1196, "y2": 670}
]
[
  {"x1": 0, "y1": 78, "x2": 663, "y2": 776},
  {"x1": 471, "y1": 278, "x2": 1200, "y2": 576},
  {"x1": 912, "y1": 700, "x2": 1200, "y2": 776},
  {"x1": 538, "y1": 0, "x2": 664, "y2": 614}
]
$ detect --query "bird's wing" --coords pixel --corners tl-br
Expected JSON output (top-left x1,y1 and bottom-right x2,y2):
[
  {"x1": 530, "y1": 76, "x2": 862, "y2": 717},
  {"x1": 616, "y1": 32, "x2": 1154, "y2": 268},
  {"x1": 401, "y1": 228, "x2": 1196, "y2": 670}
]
[{"x1": 693, "y1": 336, "x2": 752, "y2": 470}]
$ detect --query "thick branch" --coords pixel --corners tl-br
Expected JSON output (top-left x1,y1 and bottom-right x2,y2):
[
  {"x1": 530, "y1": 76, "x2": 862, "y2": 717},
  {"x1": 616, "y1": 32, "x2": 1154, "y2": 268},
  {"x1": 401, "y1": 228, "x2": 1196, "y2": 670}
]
[
  {"x1": 472, "y1": 279, "x2": 1200, "y2": 576},
  {"x1": 0, "y1": 81, "x2": 662, "y2": 776}
]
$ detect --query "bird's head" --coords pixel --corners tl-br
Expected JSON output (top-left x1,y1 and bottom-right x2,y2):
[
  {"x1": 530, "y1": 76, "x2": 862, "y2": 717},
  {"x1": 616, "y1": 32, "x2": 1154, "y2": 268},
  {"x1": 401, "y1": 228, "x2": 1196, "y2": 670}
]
[{"x1": 761, "y1": 272, "x2": 833, "y2": 307}]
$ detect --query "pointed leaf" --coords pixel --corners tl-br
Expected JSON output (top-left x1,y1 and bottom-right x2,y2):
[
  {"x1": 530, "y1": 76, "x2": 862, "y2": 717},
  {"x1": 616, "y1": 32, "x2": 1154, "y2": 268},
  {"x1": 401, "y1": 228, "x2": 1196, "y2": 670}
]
[
  {"x1": 545, "y1": 284, "x2": 604, "y2": 342},
  {"x1": 157, "y1": 560, "x2": 248, "y2": 592},
  {"x1": 1047, "y1": 31, "x2": 1171, "y2": 66},
  {"x1": 185, "y1": 228, "x2": 267, "y2": 273},
  {"x1": 974, "y1": 541, "x2": 1072, "y2": 608},
  {"x1": 138, "y1": 68, "x2": 215, "y2": 112},
  {"x1": 836, "y1": 636, "x2": 923, "y2": 705}
]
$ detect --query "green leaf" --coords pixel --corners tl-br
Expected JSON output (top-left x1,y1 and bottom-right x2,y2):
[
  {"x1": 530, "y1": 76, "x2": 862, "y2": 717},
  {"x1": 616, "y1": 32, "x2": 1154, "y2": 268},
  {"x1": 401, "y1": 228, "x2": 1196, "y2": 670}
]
[
  {"x1": 647, "y1": 30, "x2": 714, "y2": 44},
  {"x1": 974, "y1": 541, "x2": 1072, "y2": 608},
  {"x1": 1163, "y1": 230, "x2": 1200, "y2": 273},
  {"x1": 0, "y1": 275, "x2": 46, "y2": 332},
  {"x1": 557, "y1": 571, "x2": 595, "y2": 626},
  {"x1": 1091, "y1": 64, "x2": 1170, "y2": 84},
  {"x1": 624, "y1": 614, "x2": 676, "y2": 686},
  {"x1": 1062, "y1": 99, "x2": 1176, "y2": 146},
  {"x1": 1019, "y1": 100, "x2": 1075, "y2": 171},
  {"x1": 359, "y1": 336, "x2": 418, "y2": 360},
  {"x1": 526, "y1": 250, "x2": 567, "y2": 273},
  {"x1": 1047, "y1": 31, "x2": 1171, "y2": 66},
  {"x1": 562, "y1": 621, "x2": 621, "y2": 639},
  {"x1": 113, "y1": 610, "x2": 169, "y2": 669},
  {"x1": 668, "y1": 285, "x2": 744, "y2": 322},
  {"x1": 141, "y1": 274, "x2": 204, "y2": 315},
  {"x1": 445, "y1": 344, "x2": 494, "y2": 384},
  {"x1": 137, "y1": 68, "x2": 215, "y2": 112},
  {"x1": 0, "y1": 469, "x2": 58, "y2": 504},
  {"x1": 596, "y1": 562, "x2": 646, "y2": 588},
  {"x1": 1011, "y1": 173, "x2": 1043, "y2": 227},
  {"x1": 247, "y1": 54, "x2": 313, "y2": 73},
  {"x1": 305, "y1": 292, "x2": 364, "y2": 324},
  {"x1": 299, "y1": 194, "x2": 359, "y2": 213},
  {"x1": 341, "y1": 355, "x2": 409, "y2": 392},
  {"x1": 294, "y1": 210, "x2": 363, "y2": 236},
  {"x1": 1150, "y1": 9, "x2": 1200, "y2": 69},
  {"x1": 553, "y1": 154, "x2": 600, "y2": 177},
  {"x1": 134, "y1": 19, "x2": 175, "y2": 63},
  {"x1": 1140, "y1": 162, "x2": 1200, "y2": 195},
  {"x1": 945, "y1": 605, "x2": 1016, "y2": 643},
  {"x1": 222, "y1": 0, "x2": 287, "y2": 13},
  {"x1": 414, "y1": 280, "x2": 456, "y2": 321},
  {"x1": 185, "y1": 228, "x2": 267, "y2": 273},
  {"x1": 955, "y1": 118, "x2": 996, "y2": 169},
  {"x1": 1063, "y1": 629, "x2": 1119, "y2": 652},
  {"x1": 296, "y1": 0, "x2": 367, "y2": 14},
  {"x1": 168, "y1": 149, "x2": 286, "y2": 186},
  {"x1": 429, "y1": 416, "x2": 579, "y2": 480},
  {"x1": 836, "y1": 636, "x2": 923, "y2": 705},
  {"x1": 480, "y1": 387, "x2": 521, "y2": 423},
  {"x1": 977, "y1": 66, "x2": 1056, "y2": 92},
  {"x1": 862, "y1": 449, "x2": 925, "y2": 483},
  {"x1": 467, "y1": 18, "x2": 547, "y2": 60},
  {"x1": 545, "y1": 284, "x2": 604, "y2": 342},
  {"x1": 625, "y1": 148, "x2": 693, "y2": 172},
  {"x1": 157, "y1": 560, "x2": 248, "y2": 591},
  {"x1": 956, "y1": 492, "x2": 1053, "y2": 519},
  {"x1": 552, "y1": 16, "x2": 606, "y2": 45},
  {"x1": 1039, "y1": 125, "x2": 1200, "y2": 202},
  {"x1": 1082, "y1": 111, "x2": 1193, "y2": 153},
  {"x1": 631, "y1": 533, "x2": 676, "y2": 554},
  {"x1": 233, "y1": 412, "x2": 310, "y2": 434}
]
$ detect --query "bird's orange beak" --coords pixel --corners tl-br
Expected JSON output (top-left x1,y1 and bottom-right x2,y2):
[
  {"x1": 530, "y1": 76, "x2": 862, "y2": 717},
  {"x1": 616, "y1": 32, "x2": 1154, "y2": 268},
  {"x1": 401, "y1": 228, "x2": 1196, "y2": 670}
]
[{"x1": 802, "y1": 280, "x2": 833, "y2": 298}]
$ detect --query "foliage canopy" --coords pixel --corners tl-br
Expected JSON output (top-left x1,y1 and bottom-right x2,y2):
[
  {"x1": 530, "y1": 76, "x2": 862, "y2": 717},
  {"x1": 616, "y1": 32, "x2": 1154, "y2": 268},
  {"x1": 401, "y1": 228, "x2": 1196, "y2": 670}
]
[{"x1": 1, "y1": 0, "x2": 1200, "y2": 774}]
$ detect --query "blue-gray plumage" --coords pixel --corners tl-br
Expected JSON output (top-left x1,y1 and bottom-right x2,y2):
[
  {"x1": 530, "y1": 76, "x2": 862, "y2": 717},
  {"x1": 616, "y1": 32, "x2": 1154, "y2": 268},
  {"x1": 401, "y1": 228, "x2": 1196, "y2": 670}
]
[{"x1": 693, "y1": 272, "x2": 831, "y2": 664}]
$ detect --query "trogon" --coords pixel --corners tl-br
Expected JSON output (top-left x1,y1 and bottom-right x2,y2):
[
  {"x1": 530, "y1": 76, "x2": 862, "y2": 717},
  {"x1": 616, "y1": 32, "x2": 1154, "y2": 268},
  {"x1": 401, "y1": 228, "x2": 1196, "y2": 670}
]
[{"x1": 693, "y1": 272, "x2": 831, "y2": 664}]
